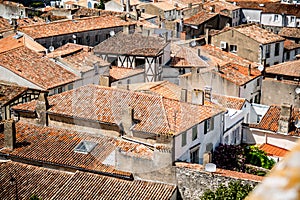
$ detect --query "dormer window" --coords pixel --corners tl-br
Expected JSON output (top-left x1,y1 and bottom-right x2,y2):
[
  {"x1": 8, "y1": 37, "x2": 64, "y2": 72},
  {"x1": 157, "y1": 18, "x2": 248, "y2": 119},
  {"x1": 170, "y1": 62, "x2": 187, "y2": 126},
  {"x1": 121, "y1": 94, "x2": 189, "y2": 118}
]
[
  {"x1": 274, "y1": 15, "x2": 279, "y2": 21},
  {"x1": 74, "y1": 141, "x2": 97, "y2": 154}
]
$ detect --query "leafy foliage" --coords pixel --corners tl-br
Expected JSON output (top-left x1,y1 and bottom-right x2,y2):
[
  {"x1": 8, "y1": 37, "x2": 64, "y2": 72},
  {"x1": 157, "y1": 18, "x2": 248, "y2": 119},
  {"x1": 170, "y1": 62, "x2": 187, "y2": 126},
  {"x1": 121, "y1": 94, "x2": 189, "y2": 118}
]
[
  {"x1": 244, "y1": 146, "x2": 275, "y2": 170},
  {"x1": 30, "y1": 194, "x2": 42, "y2": 200},
  {"x1": 96, "y1": 0, "x2": 105, "y2": 10},
  {"x1": 200, "y1": 181, "x2": 254, "y2": 200}
]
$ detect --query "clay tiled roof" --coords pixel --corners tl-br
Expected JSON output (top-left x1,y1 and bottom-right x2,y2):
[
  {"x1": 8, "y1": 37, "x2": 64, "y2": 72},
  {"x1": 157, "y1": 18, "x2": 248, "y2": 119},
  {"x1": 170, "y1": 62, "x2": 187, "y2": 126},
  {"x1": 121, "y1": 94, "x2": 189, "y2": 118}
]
[
  {"x1": 203, "y1": 0, "x2": 240, "y2": 14},
  {"x1": 234, "y1": 24, "x2": 285, "y2": 44},
  {"x1": 284, "y1": 39, "x2": 300, "y2": 50},
  {"x1": 48, "y1": 43, "x2": 110, "y2": 72},
  {"x1": 176, "y1": 162, "x2": 263, "y2": 182},
  {"x1": 151, "y1": 1, "x2": 178, "y2": 11},
  {"x1": 109, "y1": 66, "x2": 144, "y2": 81},
  {"x1": 0, "y1": 82, "x2": 28, "y2": 106},
  {"x1": 279, "y1": 27, "x2": 300, "y2": 39},
  {"x1": 212, "y1": 94, "x2": 246, "y2": 110},
  {"x1": 184, "y1": 10, "x2": 219, "y2": 26},
  {"x1": 200, "y1": 44, "x2": 258, "y2": 68},
  {"x1": 94, "y1": 32, "x2": 167, "y2": 57},
  {"x1": 17, "y1": 17, "x2": 46, "y2": 27},
  {"x1": 0, "y1": 33, "x2": 46, "y2": 53},
  {"x1": 54, "y1": 171, "x2": 176, "y2": 199},
  {"x1": 0, "y1": 122, "x2": 154, "y2": 177},
  {"x1": 170, "y1": 46, "x2": 209, "y2": 68},
  {"x1": 214, "y1": 63, "x2": 261, "y2": 86},
  {"x1": 259, "y1": 143, "x2": 289, "y2": 157},
  {"x1": 19, "y1": 15, "x2": 135, "y2": 39},
  {"x1": 12, "y1": 84, "x2": 223, "y2": 135},
  {"x1": 250, "y1": 105, "x2": 300, "y2": 136},
  {"x1": 0, "y1": 46, "x2": 78, "y2": 90},
  {"x1": 0, "y1": 161, "x2": 72, "y2": 200},
  {"x1": 265, "y1": 60, "x2": 300, "y2": 77},
  {"x1": 0, "y1": 161, "x2": 176, "y2": 200},
  {"x1": 0, "y1": 17, "x2": 12, "y2": 33}
]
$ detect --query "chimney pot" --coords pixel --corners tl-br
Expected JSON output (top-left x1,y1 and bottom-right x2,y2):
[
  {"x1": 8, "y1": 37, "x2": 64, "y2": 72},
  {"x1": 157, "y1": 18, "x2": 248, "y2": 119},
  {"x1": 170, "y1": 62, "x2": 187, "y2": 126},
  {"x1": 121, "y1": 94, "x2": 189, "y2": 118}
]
[
  {"x1": 181, "y1": 89, "x2": 187, "y2": 102},
  {"x1": 36, "y1": 92, "x2": 49, "y2": 126}
]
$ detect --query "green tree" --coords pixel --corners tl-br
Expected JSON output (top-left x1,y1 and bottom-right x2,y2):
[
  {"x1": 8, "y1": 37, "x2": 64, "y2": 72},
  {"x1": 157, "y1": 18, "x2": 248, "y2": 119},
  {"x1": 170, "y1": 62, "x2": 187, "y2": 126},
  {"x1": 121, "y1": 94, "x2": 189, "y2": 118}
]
[
  {"x1": 96, "y1": 0, "x2": 105, "y2": 10},
  {"x1": 200, "y1": 181, "x2": 253, "y2": 200},
  {"x1": 244, "y1": 146, "x2": 275, "y2": 170},
  {"x1": 30, "y1": 194, "x2": 42, "y2": 200}
]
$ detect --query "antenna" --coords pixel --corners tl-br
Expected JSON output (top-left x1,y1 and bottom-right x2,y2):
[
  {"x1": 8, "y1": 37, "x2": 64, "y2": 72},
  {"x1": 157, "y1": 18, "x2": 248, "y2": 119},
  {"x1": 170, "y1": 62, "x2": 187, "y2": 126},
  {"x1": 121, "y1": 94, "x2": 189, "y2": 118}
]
[
  {"x1": 109, "y1": 30, "x2": 115, "y2": 37},
  {"x1": 49, "y1": 46, "x2": 54, "y2": 52}
]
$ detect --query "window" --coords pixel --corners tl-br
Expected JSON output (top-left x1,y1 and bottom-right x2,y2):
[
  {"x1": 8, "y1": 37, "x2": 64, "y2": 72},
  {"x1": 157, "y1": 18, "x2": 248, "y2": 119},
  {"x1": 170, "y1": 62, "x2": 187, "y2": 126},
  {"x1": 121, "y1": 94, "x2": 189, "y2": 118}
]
[
  {"x1": 204, "y1": 117, "x2": 214, "y2": 134},
  {"x1": 274, "y1": 14, "x2": 279, "y2": 21},
  {"x1": 192, "y1": 127, "x2": 197, "y2": 141},
  {"x1": 74, "y1": 141, "x2": 97, "y2": 154},
  {"x1": 266, "y1": 44, "x2": 270, "y2": 58},
  {"x1": 68, "y1": 84, "x2": 73, "y2": 90},
  {"x1": 86, "y1": 35, "x2": 90, "y2": 43},
  {"x1": 95, "y1": 35, "x2": 99, "y2": 42},
  {"x1": 286, "y1": 51, "x2": 290, "y2": 60},
  {"x1": 182, "y1": 132, "x2": 187, "y2": 146},
  {"x1": 230, "y1": 45, "x2": 237, "y2": 53},
  {"x1": 275, "y1": 42, "x2": 280, "y2": 56},
  {"x1": 291, "y1": 16, "x2": 295, "y2": 23},
  {"x1": 257, "y1": 79, "x2": 260, "y2": 86},
  {"x1": 190, "y1": 149, "x2": 199, "y2": 163},
  {"x1": 254, "y1": 93, "x2": 260, "y2": 103}
]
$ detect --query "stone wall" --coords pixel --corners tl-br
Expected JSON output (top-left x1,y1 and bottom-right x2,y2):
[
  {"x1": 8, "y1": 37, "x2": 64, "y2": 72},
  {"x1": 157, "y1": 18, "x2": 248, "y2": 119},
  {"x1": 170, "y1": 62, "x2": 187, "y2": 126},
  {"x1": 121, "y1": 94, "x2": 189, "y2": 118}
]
[{"x1": 175, "y1": 163, "x2": 261, "y2": 200}]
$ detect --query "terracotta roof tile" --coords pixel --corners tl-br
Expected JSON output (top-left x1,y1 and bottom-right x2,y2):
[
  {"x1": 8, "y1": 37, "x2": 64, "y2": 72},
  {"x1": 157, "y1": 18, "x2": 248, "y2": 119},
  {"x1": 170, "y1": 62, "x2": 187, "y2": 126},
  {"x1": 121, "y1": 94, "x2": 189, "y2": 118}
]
[
  {"x1": 170, "y1": 46, "x2": 209, "y2": 68},
  {"x1": 279, "y1": 27, "x2": 300, "y2": 39},
  {"x1": 0, "y1": 17, "x2": 12, "y2": 33},
  {"x1": 250, "y1": 105, "x2": 300, "y2": 136},
  {"x1": 259, "y1": 143, "x2": 289, "y2": 157},
  {"x1": 284, "y1": 39, "x2": 300, "y2": 50},
  {"x1": 0, "y1": 122, "x2": 154, "y2": 177},
  {"x1": 234, "y1": 23, "x2": 285, "y2": 44},
  {"x1": 265, "y1": 60, "x2": 300, "y2": 77},
  {"x1": 17, "y1": 17, "x2": 46, "y2": 27},
  {"x1": 19, "y1": 15, "x2": 135, "y2": 39},
  {"x1": 214, "y1": 62, "x2": 261, "y2": 86},
  {"x1": 0, "y1": 82, "x2": 28, "y2": 106},
  {"x1": 0, "y1": 46, "x2": 78, "y2": 90},
  {"x1": 110, "y1": 66, "x2": 144, "y2": 81},
  {"x1": 184, "y1": 10, "x2": 219, "y2": 26},
  {"x1": 94, "y1": 32, "x2": 167, "y2": 57},
  {"x1": 0, "y1": 161, "x2": 176, "y2": 200},
  {"x1": 212, "y1": 94, "x2": 246, "y2": 110},
  {"x1": 203, "y1": 1, "x2": 240, "y2": 13},
  {"x1": 12, "y1": 84, "x2": 223, "y2": 135}
]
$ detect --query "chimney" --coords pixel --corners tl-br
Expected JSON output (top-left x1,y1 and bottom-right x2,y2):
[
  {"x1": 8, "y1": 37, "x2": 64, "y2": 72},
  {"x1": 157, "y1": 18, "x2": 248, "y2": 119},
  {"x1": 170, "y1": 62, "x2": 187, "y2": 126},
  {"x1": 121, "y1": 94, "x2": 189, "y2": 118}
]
[
  {"x1": 198, "y1": 49, "x2": 201, "y2": 57},
  {"x1": 181, "y1": 89, "x2": 187, "y2": 102},
  {"x1": 205, "y1": 28, "x2": 210, "y2": 44},
  {"x1": 164, "y1": 32, "x2": 168, "y2": 43},
  {"x1": 99, "y1": 75, "x2": 110, "y2": 87},
  {"x1": 191, "y1": 89, "x2": 204, "y2": 105},
  {"x1": 36, "y1": 92, "x2": 49, "y2": 126},
  {"x1": 121, "y1": 106, "x2": 134, "y2": 136},
  {"x1": 126, "y1": 0, "x2": 130, "y2": 12},
  {"x1": 248, "y1": 64, "x2": 251, "y2": 76},
  {"x1": 204, "y1": 86, "x2": 212, "y2": 102},
  {"x1": 278, "y1": 103, "x2": 292, "y2": 135},
  {"x1": 4, "y1": 120, "x2": 16, "y2": 149},
  {"x1": 123, "y1": 25, "x2": 130, "y2": 34}
]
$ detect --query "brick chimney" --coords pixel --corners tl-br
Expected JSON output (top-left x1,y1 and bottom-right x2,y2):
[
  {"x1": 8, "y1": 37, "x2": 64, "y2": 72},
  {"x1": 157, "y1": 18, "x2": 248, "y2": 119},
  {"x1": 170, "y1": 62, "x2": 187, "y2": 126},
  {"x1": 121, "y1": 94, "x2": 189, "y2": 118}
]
[
  {"x1": 121, "y1": 106, "x2": 134, "y2": 136},
  {"x1": 191, "y1": 89, "x2": 204, "y2": 105},
  {"x1": 4, "y1": 120, "x2": 16, "y2": 149},
  {"x1": 36, "y1": 92, "x2": 49, "y2": 126},
  {"x1": 278, "y1": 103, "x2": 292, "y2": 135}
]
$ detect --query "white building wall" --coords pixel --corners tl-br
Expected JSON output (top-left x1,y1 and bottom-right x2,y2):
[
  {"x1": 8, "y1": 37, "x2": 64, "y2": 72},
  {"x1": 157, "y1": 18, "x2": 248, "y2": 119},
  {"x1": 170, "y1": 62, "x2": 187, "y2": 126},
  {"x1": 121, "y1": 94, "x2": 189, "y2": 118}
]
[
  {"x1": 239, "y1": 76, "x2": 262, "y2": 103},
  {"x1": 174, "y1": 114, "x2": 223, "y2": 164},
  {"x1": 241, "y1": 9, "x2": 261, "y2": 23},
  {"x1": 261, "y1": 13, "x2": 283, "y2": 27},
  {"x1": 262, "y1": 41, "x2": 284, "y2": 66}
]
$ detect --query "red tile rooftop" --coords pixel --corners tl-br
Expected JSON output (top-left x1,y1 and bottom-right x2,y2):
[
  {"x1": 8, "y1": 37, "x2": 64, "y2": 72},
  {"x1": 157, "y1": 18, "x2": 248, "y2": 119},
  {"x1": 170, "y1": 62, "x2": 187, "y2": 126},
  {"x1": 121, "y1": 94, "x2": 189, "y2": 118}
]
[
  {"x1": 110, "y1": 66, "x2": 144, "y2": 81},
  {"x1": 0, "y1": 44, "x2": 78, "y2": 90},
  {"x1": 259, "y1": 143, "x2": 289, "y2": 157},
  {"x1": 212, "y1": 94, "x2": 246, "y2": 110},
  {"x1": 279, "y1": 27, "x2": 300, "y2": 39},
  {"x1": 184, "y1": 10, "x2": 219, "y2": 26},
  {"x1": 19, "y1": 15, "x2": 135, "y2": 39},
  {"x1": 265, "y1": 60, "x2": 300, "y2": 77},
  {"x1": 284, "y1": 39, "x2": 300, "y2": 50},
  {"x1": 175, "y1": 162, "x2": 263, "y2": 182},
  {"x1": 12, "y1": 84, "x2": 224, "y2": 135},
  {"x1": 0, "y1": 82, "x2": 28, "y2": 106}
]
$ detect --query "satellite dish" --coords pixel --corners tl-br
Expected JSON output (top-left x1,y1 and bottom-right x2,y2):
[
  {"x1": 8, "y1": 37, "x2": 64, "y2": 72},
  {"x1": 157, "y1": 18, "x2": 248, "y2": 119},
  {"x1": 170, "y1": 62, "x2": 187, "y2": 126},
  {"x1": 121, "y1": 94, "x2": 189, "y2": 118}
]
[
  {"x1": 295, "y1": 87, "x2": 300, "y2": 94},
  {"x1": 72, "y1": 34, "x2": 76, "y2": 39},
  {"x1": 258, "y1": 65, "x2": 264, "y2": 72},
  {"x1": 109, "y1": 30, "x2": 115, "y2": 37},
  {"x1": 49, "y1": 46, "x2": 54, "y2": 52},
  {"x1": 190, "y1": 40, "x2": 196, "y2": 47}
]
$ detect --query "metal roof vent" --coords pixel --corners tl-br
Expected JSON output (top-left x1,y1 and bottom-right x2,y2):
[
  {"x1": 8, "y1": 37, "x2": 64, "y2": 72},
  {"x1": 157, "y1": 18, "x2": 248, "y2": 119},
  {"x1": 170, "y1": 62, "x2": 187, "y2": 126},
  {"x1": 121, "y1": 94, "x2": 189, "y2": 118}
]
[
  {"x1": 74, "y1": 140, "x2": 97, "y2": 154},
  {"x1": 13, "y1": 32, "x2": 24, "y2": 39}
]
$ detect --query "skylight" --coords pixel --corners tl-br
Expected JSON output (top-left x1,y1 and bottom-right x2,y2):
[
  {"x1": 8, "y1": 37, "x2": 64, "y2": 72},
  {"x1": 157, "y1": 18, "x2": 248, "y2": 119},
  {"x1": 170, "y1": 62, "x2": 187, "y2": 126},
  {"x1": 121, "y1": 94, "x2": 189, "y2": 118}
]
[{"x1": 74, "y1": 141, "x2": 97, "y2": 154}]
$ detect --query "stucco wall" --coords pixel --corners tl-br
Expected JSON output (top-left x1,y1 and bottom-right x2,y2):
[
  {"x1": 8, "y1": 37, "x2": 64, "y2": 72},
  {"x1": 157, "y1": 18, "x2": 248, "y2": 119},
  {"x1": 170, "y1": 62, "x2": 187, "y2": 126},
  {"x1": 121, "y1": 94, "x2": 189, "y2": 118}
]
[{"x1": 261, "y1": 78, "x2": 300, "y2": 107}]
